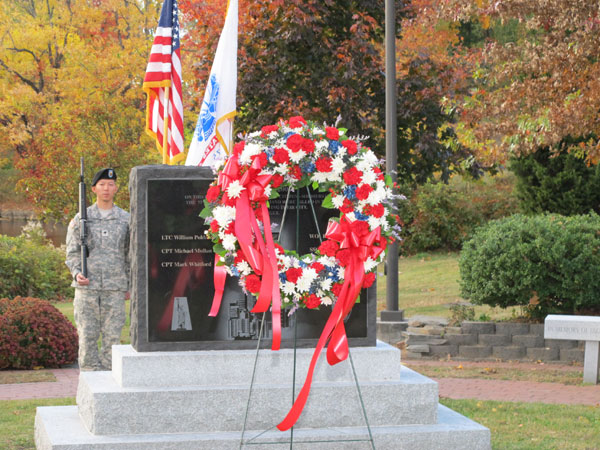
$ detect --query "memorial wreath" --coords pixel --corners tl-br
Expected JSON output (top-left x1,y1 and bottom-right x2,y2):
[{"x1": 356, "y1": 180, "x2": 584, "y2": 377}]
[{"x1": 200, "y1": 116, "x2": 400, "y2": 430}]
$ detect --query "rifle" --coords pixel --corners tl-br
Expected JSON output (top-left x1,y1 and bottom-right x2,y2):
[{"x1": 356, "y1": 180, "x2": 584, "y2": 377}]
[{"x1": 79, "y1": 157, "x2": 89, "y2": 278}]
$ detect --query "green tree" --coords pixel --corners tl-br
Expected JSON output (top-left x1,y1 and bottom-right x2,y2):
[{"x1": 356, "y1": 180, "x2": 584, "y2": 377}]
[
  {"x1": 182, "y1": 0, "x2": 387, "y2": 146},
  {"x1": 510, "y1": 144, "x2": 600, "y2": 215}
]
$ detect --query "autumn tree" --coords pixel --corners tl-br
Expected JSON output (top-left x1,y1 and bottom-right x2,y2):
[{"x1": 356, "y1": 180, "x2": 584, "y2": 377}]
[
  {"x1": 435, "y1": 0, "x2": 600, "y2": 166},
  {"x1": 181, "y1": 0, "x2": 477, "y2": 184},
  {"x1": 0, "y1": 0, "x2": 164, "y2": 220},
  {"x1": 395, "y1": 0, "x2": 476, "y2": 182},
  {"x1": 182, "y1": 0, "x2": 387, "y2": 145}
]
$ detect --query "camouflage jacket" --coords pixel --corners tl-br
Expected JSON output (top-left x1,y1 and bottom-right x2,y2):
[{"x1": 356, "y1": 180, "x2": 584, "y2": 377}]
[{"x1": 65, "y1": 203, "x2": 130, "y2": 291}]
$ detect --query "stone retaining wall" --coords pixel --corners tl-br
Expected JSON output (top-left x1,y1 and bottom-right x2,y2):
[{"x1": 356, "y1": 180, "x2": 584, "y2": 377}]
[{"x1": 402, "y1": 317, "x2": 584, "y2": 363}]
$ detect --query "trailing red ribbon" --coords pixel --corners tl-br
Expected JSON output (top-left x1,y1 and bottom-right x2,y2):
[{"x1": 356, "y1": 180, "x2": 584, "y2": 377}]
[
  {"x1": 209, "y1": 254, "x2": 227, "y2": 317},
  {"x1": 209, "y1": 155, "x2": 282, "y2": 350},
  {"x1": 277, "y1": 217, "x2": 383, "y2": 431}
]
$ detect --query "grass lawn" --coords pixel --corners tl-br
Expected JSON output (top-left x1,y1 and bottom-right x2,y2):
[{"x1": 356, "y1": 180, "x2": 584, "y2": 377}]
[
  {"x1": 376, "y1": 252, "x2": 517, "y2": 321},
  {"x1": 442, "y1": 398, "x2": 600, "y2": 449},
  {"x1": 0, "y1": 371, "x2": 56, "y2": 384},
  {"x1": 0, "y1": 398, "x2": 75, "y2": 450},
  {"x1": 1, "y1": 397, "x2": 597, "y2": 449},
  {"x1": 404, "y1": 363, "x2": 584, "y2": 385}
]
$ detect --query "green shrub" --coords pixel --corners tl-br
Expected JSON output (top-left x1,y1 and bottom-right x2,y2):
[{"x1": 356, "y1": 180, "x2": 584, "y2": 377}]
[
  {"x1": 0, "y1": 234, "x2": 73, "y2": 301},
  {"x1": 0, "y1": 296, "x2": 78, "y2": 369},
  {"x1": 459, "y1": 213, "x2": 600, "y2": 320},
  {"x1": 399, "y1": 173, "x2": 518, "y2": 254},
  {"x1": 510, "y1": 146, "x2": 600, "y2": 215}
]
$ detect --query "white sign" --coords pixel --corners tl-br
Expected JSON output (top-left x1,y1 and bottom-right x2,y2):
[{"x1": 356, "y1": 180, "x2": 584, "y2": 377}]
[{"x1": 544, "y1": 315, "x2": 600, "y2": 341}]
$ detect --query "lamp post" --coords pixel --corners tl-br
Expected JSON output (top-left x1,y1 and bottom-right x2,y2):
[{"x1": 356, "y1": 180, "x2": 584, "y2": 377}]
[{"x1": 381, "y1": 0, "x2": 404, "y2": 322}]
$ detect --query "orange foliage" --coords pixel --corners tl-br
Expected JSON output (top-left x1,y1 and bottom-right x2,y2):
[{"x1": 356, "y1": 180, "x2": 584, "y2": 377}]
[
  {"x1": 435, "y1": 0, "x2": 600, "y2": 166},
  {"x1": 0, "y1": 0, "x2": 163, "y2": 219}
]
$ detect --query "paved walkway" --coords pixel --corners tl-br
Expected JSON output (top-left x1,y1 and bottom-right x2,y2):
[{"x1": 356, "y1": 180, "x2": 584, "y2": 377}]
[
  {"x1": 0, "y1": 368, "x2": 78, "y2": 401},
  {"x1": 435, "y1": 377, "x2": 600, "y2": 406},
  {"x1": 1, "y1": 361, "x2": 599, "y2": 406},
  {"x1": 406, "y1": 360, "x2": 600, "y2": 407}
]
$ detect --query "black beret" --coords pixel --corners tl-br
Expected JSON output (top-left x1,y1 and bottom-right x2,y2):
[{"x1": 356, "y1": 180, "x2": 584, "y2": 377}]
[{"x1": 91, "y1": 168, "x2": 117, "y2": 186}]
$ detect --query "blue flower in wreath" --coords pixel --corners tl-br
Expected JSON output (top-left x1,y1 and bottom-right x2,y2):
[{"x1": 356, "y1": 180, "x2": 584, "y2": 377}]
[
  {"x1": 329, "y1": 140, "x2": 340, "y2": 154},
  {"x1": 343, "y1": 185, "x2": 357, "y2": 200}
]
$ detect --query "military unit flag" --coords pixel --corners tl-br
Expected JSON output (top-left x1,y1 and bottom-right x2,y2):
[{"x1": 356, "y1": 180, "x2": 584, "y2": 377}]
[
  {"x1": 143, "y1": 0, "x2": 184, "y2": 164},
  {"x1": 185, "y1": 0, "x2": 238, "y2": 167}
]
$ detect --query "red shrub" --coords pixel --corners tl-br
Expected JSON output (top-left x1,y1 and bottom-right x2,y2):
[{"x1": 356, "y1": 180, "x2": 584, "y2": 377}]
[{"x1": 0, "y1": 296, "x2": 78, "y2": 369}]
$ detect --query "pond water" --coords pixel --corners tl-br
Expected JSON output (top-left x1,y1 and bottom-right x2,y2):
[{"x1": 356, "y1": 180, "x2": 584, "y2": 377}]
[{"x1": 0, "y1": 218, "x2": 69, "y2": 247}]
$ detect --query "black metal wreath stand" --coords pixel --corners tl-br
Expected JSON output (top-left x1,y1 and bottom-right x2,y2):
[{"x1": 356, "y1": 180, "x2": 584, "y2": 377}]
[{"x1": 238, "y1": 187, "x2": 376, "y2": 449}]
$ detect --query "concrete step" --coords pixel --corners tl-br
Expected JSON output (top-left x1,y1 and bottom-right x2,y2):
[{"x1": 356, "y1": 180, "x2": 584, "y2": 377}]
[
  {"x1": 35, "y1": 403, "x2": 491, "y2": 450},
  {"x1": 112, "y1": 342, "x2": 402, "y2": 389},
  {"x1": 77, "y1": 365, "x2": 438, "y2": 435}
]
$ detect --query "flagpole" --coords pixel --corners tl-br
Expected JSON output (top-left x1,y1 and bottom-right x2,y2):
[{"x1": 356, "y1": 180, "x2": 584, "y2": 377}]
[
  {"x1": 162, "y1": 86, "x2": 170, "y2": 164},
  {"x1": 382, "y1": 0, "x2": 403, "y2": 323}
]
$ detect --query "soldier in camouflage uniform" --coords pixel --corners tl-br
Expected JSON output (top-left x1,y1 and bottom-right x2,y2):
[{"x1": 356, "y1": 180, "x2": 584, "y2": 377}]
[{"x1": 65, "y1": 168, "x2": 130, "y2": 371}]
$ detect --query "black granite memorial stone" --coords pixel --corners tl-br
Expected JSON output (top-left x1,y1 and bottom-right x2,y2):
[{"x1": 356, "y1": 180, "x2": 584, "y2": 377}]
[{"x1": 129, "y1": 165, "x2": 376, "y2": 352}]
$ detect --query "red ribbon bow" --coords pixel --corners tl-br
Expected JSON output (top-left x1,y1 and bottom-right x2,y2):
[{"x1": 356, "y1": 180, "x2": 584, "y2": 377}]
[{"x1": 239, "y1": 158, "x2": 272, "y2": 202}]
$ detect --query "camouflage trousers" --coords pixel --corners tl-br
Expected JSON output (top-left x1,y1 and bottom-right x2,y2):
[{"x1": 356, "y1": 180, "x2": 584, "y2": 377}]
[{"x1": 74, "y1": 289, "x2": 126, "y2": 371}]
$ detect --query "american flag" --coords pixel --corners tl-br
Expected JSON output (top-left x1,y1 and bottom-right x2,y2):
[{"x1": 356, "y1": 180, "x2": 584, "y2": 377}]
[{"x1": 143, "y1": 0, "x2": 184, "y2": 164}]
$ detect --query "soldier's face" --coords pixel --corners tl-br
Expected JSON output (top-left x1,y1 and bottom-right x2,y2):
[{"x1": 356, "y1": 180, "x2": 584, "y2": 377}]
[{"x1": 92, "y1": 179, "x2": 118, "y2": 202}]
